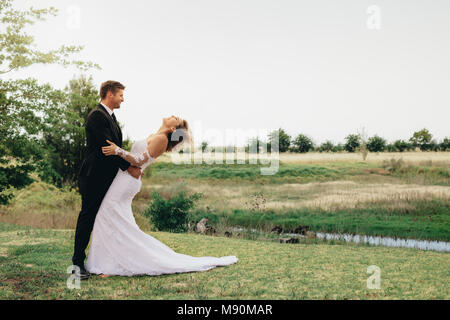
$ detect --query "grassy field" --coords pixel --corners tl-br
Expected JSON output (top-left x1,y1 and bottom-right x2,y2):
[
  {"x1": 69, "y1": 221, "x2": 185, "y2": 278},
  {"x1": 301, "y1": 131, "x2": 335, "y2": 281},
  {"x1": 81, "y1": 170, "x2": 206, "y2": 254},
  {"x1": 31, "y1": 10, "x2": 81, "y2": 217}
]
[
  {"x1": 1, "y1": 152, "x2": 449, "y2": 241},
  {"x1": 0, "y1": 222, "x2": 449, "y2": 300},
  {"x1": 139, "y1": 154, "x2": 450, "y2": 241},
  {"x1": 0, "y1": 152, "x2": 449, "y2": 299}
]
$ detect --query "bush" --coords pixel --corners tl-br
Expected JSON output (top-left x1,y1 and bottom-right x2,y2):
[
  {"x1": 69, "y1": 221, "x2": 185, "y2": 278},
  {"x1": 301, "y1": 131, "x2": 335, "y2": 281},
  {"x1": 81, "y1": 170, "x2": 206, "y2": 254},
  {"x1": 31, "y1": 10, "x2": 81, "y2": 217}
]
[
  {"x1": 144, "y1": 191, "x2": 203, "y2": 233},
  {"x1": 382, "y1": 158, "x2": 408, "y2": 173}
]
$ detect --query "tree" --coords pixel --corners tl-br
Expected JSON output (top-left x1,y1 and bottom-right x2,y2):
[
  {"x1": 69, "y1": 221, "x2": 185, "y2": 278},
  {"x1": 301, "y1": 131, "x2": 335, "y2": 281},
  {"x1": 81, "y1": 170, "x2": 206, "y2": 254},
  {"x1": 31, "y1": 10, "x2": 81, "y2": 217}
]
[
  {"x1": 268, "y1": 128, "x2": 290, "y2": 153},
  {"x1": 393, "y1": 140, "x2": 412, "y2": 152},
  {"x1": 0, "y1": 0, "x2": 98, "y2": 203},
  {"x1": 367, "y1": 135, "x2": 387, "y2": 152},
  {"x1": 291, "y1": 134, "x2": 314, "y2": 153},
  {"x1": 332, "y1": 143, "x2": 344, "y2": 153},
  {"x1": 318, "y1": 141, "x2": 334, "y2": 153},
  {"x1": 439, "y1": 137, "x2": 450, "y2": 151},
  {"x1": 429, "y1": 140, "x2": 440, "y2": 152},
  {"x1": 0, "y1": 0, "x2": 99, "y2": 74},
  {"x1": 0, "y1": 78, "x2": 66, "y2": 203},
  {"x1": 42, "y1": 75, "x2": 99, "y2": 186},
  {"x1": 201, "y1": 141, "x2": 209, "y2": 152},
  {"x1": 386, "y1": 143, "x2": 397, "y2": 152},
  {"x1": 409, "y1": 128, "x2": 433, "y2": 151},
  {"x1": 344, "y1": 134, "x2": 361, "y2": 153},
  {"x1": 246, "y1": 137, "x2": 266, "y2": 154}
]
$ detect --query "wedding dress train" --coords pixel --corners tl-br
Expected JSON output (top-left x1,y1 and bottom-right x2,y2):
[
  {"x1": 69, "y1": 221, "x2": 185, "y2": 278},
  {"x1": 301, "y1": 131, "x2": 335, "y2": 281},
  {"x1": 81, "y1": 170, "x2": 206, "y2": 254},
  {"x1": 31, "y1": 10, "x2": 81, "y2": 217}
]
[{"x1": 85, "y1": 139, "x2": 238, "y2": 276}]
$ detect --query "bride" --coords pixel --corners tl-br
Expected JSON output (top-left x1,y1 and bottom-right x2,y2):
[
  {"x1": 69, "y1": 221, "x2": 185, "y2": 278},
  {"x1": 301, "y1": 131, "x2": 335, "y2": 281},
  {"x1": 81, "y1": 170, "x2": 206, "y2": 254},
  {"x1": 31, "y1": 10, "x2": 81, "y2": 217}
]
[{"x1": 85, "y1": 115, "x2": 238, "y2": 277}]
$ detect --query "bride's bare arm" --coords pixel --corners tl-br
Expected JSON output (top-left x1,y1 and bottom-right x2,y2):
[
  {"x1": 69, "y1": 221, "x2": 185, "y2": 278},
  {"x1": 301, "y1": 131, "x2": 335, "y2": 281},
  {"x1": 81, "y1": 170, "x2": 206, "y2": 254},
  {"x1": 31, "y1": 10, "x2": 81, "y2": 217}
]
[
  {"x1": 102, "y1": 140, "x2": 150, "y2": 167},
  {"x1": 102, "y1": 135, "x2": 169, "y2": 167}
]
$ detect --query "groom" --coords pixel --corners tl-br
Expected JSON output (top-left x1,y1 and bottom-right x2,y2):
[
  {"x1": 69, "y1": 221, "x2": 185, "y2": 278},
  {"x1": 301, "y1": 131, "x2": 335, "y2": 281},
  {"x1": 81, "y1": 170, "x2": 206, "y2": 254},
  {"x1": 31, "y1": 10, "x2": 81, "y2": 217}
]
[{"x1": 72, "y1": 81, "x2": 142, "y2": 280}]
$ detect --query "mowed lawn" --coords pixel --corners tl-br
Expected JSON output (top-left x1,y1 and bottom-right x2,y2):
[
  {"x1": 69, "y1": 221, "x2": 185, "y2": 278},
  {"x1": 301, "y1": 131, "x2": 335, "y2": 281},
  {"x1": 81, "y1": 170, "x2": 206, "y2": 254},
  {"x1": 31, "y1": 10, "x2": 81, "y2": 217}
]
[{"x1": 0, "y1": 223, "x2": 448, "y2": 300}]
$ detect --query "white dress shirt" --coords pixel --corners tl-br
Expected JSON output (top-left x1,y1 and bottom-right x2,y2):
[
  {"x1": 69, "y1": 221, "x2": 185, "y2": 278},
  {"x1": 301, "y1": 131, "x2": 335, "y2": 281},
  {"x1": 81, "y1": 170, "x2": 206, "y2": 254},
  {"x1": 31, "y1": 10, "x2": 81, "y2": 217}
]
[{"x1": 100, "y1": 102, "x2": 114, "y2": 118}]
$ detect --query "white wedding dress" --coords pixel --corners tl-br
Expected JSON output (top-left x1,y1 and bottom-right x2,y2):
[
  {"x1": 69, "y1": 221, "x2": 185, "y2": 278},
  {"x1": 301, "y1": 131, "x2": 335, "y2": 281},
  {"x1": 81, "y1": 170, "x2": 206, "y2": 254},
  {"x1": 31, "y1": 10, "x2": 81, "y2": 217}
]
[{"x1": 85, "y1": 139, "x2": 238, "y2": 276}]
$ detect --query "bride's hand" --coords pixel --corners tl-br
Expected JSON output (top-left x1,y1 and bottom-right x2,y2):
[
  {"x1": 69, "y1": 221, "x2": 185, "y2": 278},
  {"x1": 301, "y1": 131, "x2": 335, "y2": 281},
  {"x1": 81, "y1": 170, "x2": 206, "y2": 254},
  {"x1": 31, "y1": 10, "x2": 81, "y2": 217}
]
[{"x1": 102, "y1": 140, "x2": 118, "y2": 156}]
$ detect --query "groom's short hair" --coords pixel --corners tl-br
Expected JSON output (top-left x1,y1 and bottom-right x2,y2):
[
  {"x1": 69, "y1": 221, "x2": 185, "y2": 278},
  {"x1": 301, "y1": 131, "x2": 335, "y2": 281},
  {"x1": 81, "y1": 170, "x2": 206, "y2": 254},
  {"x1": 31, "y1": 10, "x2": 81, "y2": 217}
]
[{"x1": 100, "y1": 81, "x2": 125, "y2": 99}]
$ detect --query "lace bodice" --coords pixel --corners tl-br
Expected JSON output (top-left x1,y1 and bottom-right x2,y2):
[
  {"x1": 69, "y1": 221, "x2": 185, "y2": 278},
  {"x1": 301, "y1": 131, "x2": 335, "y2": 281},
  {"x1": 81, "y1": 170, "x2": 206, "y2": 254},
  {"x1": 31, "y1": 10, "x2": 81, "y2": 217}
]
[{"x1": 130, "y1": 139, "x2": 156, "y2": 171}]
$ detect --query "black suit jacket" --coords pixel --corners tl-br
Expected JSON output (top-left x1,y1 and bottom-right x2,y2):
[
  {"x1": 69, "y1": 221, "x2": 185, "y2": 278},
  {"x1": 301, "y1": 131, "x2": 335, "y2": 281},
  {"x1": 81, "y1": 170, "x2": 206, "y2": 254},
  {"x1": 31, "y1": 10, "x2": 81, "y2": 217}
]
[{"x1": 78, "y1": 104, "x2": 130, "y2": 181}]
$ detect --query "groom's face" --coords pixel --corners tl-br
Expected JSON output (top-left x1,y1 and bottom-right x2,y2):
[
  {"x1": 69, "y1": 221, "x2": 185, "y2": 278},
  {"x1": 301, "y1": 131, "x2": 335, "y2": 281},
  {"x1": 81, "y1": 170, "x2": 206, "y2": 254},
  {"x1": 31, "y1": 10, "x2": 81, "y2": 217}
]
[{"x1": 110, "y1": 89, "x2": 124, "y2": 109}]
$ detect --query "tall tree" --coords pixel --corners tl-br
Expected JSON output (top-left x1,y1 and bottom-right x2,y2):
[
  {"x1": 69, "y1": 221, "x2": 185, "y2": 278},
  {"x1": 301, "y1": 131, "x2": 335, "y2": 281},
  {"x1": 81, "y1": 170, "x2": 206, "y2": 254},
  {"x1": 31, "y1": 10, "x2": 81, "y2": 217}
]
[
  {"x1": 409, "y1": 128, "x2": 433, "y2": 151},
  {"x1": 0, "y1": 0, "x2": 98, "y2": 203},
  {"x1": 344, "y1": 134, "x2": 361, "y2": 153},
  {"x1": 367, "y1": 135, "x2": 387, "y2": 152},
  {"x1": 291, "y1": 134, "x2": 314, "y2": 153},
  {"x1": 0, "y1": 0, "x2": 99, "y2": 74},
  {"x1": 440, "y1": 137, "x2": 450, "y2": 151},
  {"x1": 246, "y1": 137, "x2": 266, "y2": 154},
  {"x1": 0, "y1": 79, "x2": 66, "y2": 203},
  {"x1": 268, "y1": 128, "x2": 290, "y2": 153},
  {"x1": 42, "y1": 75, "x2": 99, "y2": 186}
]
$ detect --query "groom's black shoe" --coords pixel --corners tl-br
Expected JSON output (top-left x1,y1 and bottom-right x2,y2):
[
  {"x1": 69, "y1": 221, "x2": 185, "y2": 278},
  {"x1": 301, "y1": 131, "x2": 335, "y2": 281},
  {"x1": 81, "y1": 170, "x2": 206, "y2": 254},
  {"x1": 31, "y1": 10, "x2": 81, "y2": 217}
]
[{"x1": 73, "y1": 265, "x2": 91, "y2": 280}]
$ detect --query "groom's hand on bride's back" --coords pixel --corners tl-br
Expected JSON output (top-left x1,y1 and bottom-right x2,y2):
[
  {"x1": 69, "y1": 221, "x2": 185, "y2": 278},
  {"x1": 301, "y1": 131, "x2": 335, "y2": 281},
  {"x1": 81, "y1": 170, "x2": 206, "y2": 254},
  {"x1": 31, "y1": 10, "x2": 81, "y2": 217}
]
[{"x1": 127, "y1": 166, "x2": 142, "y2": 179}]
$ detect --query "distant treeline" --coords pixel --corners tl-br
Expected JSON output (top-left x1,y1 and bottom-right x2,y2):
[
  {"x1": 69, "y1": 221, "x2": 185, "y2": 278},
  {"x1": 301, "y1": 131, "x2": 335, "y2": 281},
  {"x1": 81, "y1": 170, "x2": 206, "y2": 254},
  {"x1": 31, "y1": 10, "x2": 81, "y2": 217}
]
[{"x1": 200, "y1": 128, "x2": 449, "y2": 154}]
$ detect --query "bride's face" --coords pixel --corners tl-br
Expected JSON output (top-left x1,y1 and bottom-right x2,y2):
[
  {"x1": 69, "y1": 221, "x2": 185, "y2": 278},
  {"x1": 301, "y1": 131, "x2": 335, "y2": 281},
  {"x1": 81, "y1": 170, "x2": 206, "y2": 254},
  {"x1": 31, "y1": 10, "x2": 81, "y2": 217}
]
[{"x1": 163, "y1": 115, "x2": 183, "y2": 131}]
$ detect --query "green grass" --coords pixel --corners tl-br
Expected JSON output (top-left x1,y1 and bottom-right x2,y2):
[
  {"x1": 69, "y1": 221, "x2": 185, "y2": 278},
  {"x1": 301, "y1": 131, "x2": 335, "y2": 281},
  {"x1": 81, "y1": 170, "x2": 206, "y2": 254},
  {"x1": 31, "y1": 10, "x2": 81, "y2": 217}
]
[
  {"x1": 147, "y1": 161, "x2": 449, "y2": 185},
  {"x1": 191, "y1": 199, "x2": 450, "y2": 241},
  {"x1": 0, "y1": 223, "x2": 448, "y2": 300},
  {"x1": 147, "y1": 162, "x2": 369, "y2": 184},
  {"x1": 2, "y1": 160, "x2": 448, "y2": 240},
  {"x1": 140, "y1": 161, "x2": 449, "y2": 241}
]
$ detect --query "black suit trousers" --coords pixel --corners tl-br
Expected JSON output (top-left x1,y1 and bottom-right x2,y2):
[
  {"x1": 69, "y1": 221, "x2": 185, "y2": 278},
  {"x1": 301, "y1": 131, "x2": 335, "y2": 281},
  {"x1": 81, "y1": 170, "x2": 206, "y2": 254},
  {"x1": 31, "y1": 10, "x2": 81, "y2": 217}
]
[{"x1": 71, "y1": 172, "x2": 116, "y2": 266}]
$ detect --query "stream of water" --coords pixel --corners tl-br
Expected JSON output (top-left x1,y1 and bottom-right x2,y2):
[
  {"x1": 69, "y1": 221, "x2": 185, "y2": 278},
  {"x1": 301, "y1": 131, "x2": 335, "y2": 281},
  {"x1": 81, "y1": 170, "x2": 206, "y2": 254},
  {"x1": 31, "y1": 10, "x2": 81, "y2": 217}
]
[{"x1": 231, "y1": 227, "x2": 450, "y2": 252}]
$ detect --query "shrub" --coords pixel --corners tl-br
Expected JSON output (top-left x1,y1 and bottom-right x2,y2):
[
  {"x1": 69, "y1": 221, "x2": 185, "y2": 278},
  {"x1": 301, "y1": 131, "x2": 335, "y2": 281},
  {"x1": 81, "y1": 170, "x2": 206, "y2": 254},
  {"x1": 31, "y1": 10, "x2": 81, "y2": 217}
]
[
  {"x1": 143, "y1": 191, "x2": 203, "y2": 233},
  {"x1": 382, "y1": 158, "x2": 408, "y2": 173}
]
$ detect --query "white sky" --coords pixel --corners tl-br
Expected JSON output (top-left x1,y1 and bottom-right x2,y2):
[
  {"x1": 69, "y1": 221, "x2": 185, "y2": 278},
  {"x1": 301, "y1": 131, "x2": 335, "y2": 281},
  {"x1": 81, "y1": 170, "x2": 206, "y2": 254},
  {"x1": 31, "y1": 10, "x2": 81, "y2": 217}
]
[{"x1": 5, "y1": 0, "x2": 450, "y2": 146}]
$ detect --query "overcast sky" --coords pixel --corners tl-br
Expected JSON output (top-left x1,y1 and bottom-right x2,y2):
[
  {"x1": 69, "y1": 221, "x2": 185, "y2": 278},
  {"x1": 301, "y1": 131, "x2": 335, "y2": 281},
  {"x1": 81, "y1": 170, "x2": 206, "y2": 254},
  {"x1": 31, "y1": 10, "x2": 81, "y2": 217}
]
[{"x1": 6, "y1": 0, "x2": 450, "y2": 146}]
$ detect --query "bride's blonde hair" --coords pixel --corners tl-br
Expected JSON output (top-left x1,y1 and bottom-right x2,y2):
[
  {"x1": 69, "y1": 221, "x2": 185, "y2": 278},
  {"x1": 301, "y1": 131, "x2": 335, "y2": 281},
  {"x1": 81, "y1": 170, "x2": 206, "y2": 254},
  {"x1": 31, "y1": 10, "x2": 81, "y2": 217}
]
[{"x1": 166, "y1": 119, "x2": 193, "y2": 152}]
